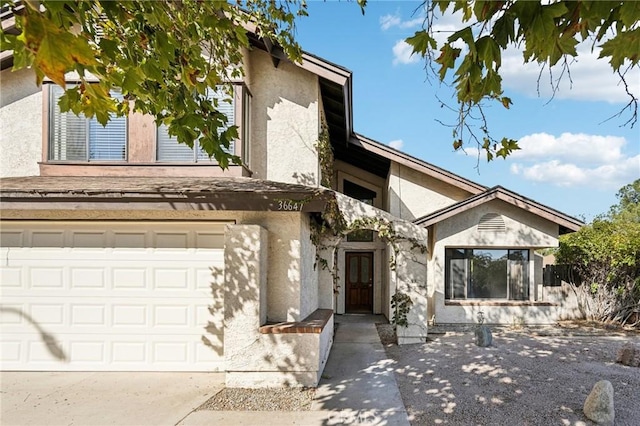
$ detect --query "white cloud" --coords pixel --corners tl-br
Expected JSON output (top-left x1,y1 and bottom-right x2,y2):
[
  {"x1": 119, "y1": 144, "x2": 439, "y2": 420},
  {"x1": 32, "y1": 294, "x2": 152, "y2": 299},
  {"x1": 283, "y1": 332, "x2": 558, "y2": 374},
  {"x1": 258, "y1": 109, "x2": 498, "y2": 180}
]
[
  {"x1": 508, "y1": 132, "x2": 639, "y2": 189},
  {"x1": 380, "y1": 14, "x2": 401, "y2": 31},
  {"x1": 380, "y1": 13, "x2": 424, "y2": 31},
  {"x1": 501, "y1": 42, "x2": 640, "y2": 103},
  {"x1": 399, "y1": 17, "x2": 424, "y2": 29},
  {"x1": 392, "y1": 40, "x2": 419, "y2": 65},
  {"x1": 511, "y1": 132, "x2": 627, "y2": 164},
  {"x1": 389, "y1": 139, "x2": 404, "y2": 150},
  {"x1": 510, "y1": 157, "x2": 640, "y2": 189}
]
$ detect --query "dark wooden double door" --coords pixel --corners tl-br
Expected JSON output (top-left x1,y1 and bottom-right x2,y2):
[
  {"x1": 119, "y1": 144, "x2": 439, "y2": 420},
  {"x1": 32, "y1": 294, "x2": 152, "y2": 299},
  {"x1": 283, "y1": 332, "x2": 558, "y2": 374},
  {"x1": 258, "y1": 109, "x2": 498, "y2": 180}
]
[{"x1": 345, "y1": 252, "x2": 374, "y2": 313}]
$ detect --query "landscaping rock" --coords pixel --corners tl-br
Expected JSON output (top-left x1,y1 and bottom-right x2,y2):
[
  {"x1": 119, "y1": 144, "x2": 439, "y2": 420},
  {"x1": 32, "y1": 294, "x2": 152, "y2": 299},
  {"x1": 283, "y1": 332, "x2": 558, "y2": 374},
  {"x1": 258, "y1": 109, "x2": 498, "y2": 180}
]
[
  {"x1": 474, "y1": 325, "x2": 492, "y2": 347},
  {"x1": 616, "y1": 342, "x2": 640, "y2": 367},
  {"x1": 583, "y1": 380, "x2": 615, "y2": 425}
]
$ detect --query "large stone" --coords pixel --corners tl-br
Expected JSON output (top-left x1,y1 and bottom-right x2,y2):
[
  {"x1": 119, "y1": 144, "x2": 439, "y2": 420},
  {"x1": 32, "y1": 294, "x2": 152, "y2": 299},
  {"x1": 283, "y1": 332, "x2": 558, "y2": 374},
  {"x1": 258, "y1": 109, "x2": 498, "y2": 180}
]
[
  {"x1": 474, "y1": 325, "x2": 492, "y2": 347},
  {"x1": 616, "y1": 342, "x2": 640, "y2": 367},
  {"x1": 583, "y1": 380, "x2": 615, "y2": 426}
]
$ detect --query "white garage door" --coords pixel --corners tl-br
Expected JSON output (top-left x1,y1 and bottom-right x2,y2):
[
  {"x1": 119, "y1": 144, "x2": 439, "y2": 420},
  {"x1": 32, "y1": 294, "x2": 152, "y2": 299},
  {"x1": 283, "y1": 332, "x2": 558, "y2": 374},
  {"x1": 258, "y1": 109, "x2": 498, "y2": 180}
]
[{"x1": 0, "y1": 221, "x2": 227, "y2": 372}]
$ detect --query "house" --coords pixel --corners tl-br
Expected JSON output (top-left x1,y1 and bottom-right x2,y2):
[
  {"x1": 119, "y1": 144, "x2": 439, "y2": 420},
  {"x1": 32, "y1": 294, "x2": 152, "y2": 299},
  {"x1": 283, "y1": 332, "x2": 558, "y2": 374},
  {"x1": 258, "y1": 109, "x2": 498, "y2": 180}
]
[{"x1": 0, "y1": 17, "x2": 582, "y2": 387}]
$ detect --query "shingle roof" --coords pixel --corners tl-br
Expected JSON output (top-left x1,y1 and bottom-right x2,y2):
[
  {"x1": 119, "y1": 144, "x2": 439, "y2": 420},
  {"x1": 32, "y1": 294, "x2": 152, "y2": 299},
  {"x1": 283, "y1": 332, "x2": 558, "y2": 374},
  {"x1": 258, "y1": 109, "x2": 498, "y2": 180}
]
[{"x1": 0, "y1": 176, "x2": 332, "y2": 212}]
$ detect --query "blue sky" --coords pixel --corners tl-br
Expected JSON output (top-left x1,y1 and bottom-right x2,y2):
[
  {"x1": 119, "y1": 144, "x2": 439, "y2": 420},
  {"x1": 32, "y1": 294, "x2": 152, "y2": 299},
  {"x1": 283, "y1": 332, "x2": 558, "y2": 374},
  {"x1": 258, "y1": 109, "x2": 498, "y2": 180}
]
[{"x1": 294, "y1": 1, "x2": 640, "y2": 222}]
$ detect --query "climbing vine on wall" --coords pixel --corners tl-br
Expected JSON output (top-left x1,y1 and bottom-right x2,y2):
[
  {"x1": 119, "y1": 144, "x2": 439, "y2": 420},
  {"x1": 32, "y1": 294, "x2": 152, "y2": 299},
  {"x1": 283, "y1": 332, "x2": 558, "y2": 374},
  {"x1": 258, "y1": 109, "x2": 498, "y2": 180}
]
[
  {"x1": 311, "y1": 116, "x2": 427, "y2": 328},
  {"x1": 391, "y1": 291, "x2": 413, "y2": 327},
  {"x1": 310, "y1": 197, "x2": 427, "y2": 327},
  {"x1": 315, "y1": 114, "x2": 334, "y2": 189}
]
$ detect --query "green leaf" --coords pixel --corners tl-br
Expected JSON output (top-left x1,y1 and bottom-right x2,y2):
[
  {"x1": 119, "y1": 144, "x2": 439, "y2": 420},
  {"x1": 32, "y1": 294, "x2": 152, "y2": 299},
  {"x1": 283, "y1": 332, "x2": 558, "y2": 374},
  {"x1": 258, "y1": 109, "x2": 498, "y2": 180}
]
[
  {"x1": 474, "y1": 0, "x2": 503, "y2": 21},
  {"x1": 599, "y1": 28, "x2": 640, "y2": 70},
  {"x1": 495, "y1": 138, "x2": 520, "y2": 159},
  {"x1": 435, "y1": 44, "x2": 462, "y2": 81},
  {"x1": 405, "y1": 30, "x2": 437, "y2": 57},
  {"x1": 448, "y1": 26, "x2": 476, "y2": 58},
  {"x1": 482, "y1": 69, "x2": 502, "y2": 98},
  {"x1": 121, "y1": 67, "x2": 142, "y2": 93},
  {"x1": 542, "y1": 2, "x2": 569, "y2": 19},
  {"x1": 20, "y1": 10, "x2": 97, "y2": 86},
  {"x1": 619, "y1": 1, "x2": 640, "y2": 28},
  {"x1": 492, "y1": 12, "x2": 516, "y2": 48},
  {"x1": 556, "y1": 33, "x2": 579, "y2": 57},
  {"x1": 476, "y1": 36, "x2": 501, "y2": 69}
]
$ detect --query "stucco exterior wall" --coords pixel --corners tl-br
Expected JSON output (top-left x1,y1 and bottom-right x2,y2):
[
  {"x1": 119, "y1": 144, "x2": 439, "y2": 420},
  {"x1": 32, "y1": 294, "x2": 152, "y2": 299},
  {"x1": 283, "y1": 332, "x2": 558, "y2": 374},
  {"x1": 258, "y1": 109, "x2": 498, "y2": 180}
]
[
  {"x1": 299, "y1": 214, "x2": 319, "y2": 319},
  {"x1": 0, "y1": 68, "x2": 42, "y2": 177},
  {"x1": 429, "y1": 200, "x2": 561, "y2": 325},
  {"x1": 246, "y1": 49, "x2": 320, "y2": 185},
  {"x1": 223, "y1": 224, "x2": 333, "y2": 388},
  {"x1": 239, "y1": 211, "x2": 316, "y2": 322},
  {"x1": 387, "y1": 162, "x2": 473, "y2": 221}
]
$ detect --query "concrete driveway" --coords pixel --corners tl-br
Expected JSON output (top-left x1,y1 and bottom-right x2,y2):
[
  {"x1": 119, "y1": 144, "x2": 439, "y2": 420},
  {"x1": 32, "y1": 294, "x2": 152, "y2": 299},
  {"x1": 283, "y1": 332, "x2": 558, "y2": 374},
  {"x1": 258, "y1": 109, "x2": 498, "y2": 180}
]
[{"x1": 0, "y1": 371, "x2": 224, "y2": 426}]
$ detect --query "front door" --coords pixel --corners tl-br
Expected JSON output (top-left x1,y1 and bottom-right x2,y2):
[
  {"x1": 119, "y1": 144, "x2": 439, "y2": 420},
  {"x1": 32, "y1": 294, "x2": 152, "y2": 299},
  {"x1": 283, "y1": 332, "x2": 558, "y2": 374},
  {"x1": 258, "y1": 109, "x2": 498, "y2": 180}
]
[{"x1": 345, "y1": 252, "x2": 374, "y2": 313}]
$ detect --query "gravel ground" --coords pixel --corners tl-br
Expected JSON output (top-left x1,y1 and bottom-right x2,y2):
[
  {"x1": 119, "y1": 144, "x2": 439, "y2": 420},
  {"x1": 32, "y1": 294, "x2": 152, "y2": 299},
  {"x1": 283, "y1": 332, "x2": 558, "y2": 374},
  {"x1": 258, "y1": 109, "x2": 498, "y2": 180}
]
[
  {"x1": 195, "y1": 321, "x2": 638, "y2": 423},
  {"x1": 197, "y1": 387, "x2": 315, "y2": 411},
  {"x1": 382, "y1": 325, "x2": 640, "y2": 425}
]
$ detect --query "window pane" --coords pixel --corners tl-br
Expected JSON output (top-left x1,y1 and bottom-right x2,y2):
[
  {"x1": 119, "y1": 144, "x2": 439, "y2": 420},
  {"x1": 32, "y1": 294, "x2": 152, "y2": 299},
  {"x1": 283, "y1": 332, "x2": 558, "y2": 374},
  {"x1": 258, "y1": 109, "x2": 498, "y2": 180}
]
[
  {"x1": 349, "y1": 256, "x2": 359, "y2": 284},
  {"x1": 156, "y1": 127, "x2": 197, "y2": 161},
  {"x1": 50, "y1": 86, "x2": 86, "y2": 161},
  {"x1": 450, "y1": 258, "x2": 467, "y2": 299},
  {"x1": 49, "y1": 85, "x2": 126, "y2": 161},
  {"x1": 446, "y1": 248, "x2": 468, "y2": 299},
  {"x1": 347, "y1": 229, "x2": 374, "y2": 242},
  {"x1": 88, "y1": 116, "x2": 126, "y2": 160},
  {"x1": 156, "y1": 86, "x2": 235, "y2": 162},
  {"x1": 469, "y1": 250, "x2": 507, "y2": 299},
  {"x1": 361, "y1": 255, "x2": 370, "y2": 283},
  {"x1": 344, "y1": 180, "x2": 376, "y2": 242},
  {"x1": 242, "y1": 88, "x2": 251, "y2": 165},
  {"x1": 509, "y1": 250, "x2": 529, "y2": 300}
]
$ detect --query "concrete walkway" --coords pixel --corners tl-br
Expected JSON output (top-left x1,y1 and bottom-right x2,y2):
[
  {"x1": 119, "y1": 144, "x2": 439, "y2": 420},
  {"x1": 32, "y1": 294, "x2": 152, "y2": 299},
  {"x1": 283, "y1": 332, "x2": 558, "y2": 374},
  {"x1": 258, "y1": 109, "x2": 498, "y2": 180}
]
[
  {"x1": 183, "y1": 314, "x2": 409, "y2": 425},
  {"x1": 0, "y1": 371, "x2": 225, "y2": 426},
  {"x1": 0, "y1": 315, "x2": 408, "y2": 426}
]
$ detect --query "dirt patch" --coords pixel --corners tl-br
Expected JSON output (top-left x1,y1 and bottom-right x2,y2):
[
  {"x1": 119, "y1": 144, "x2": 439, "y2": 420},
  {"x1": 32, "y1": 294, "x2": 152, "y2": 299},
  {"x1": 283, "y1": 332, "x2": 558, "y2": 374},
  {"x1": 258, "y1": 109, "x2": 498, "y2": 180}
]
[
  {"x1": 383, "y1": 330, "x2": 640, "y2": 425},
  {"x1": 376, "y1": 322, "x2": 397, "y2": 345},
  {"x1": 198, "y1": 387, "x2": 315, "y2": 411}
]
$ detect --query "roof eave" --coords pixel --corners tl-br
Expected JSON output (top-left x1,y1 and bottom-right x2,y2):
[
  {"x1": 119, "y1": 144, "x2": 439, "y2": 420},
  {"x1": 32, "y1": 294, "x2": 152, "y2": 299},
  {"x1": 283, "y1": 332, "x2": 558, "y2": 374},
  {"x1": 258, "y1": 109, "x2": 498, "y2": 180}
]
[
  {"x1": 350, "y1": 133, "x2": 487, "y2": 194},
  {"x1": 414, "y1": 186, "x2": 584, "y2": 233}
]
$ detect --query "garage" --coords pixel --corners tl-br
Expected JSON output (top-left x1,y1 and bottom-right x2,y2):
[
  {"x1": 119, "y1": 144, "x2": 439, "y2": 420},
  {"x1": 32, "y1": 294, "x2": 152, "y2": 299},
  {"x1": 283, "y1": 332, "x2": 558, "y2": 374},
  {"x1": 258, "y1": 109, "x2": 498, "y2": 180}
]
[{"x1": 0, "y1": 221, "x2": 226, "y2": 372}]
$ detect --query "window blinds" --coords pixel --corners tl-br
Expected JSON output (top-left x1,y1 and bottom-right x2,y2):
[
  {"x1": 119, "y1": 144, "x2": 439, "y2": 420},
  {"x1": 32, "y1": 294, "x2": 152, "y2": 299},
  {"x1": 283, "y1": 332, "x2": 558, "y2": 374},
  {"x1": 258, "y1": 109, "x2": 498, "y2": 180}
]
[
  {"x1": 49, "y1": 85, "x2": 127, "y2": 161},
  {"x1": 156, "y1": 87, "x2": 235, "y2": 162}
]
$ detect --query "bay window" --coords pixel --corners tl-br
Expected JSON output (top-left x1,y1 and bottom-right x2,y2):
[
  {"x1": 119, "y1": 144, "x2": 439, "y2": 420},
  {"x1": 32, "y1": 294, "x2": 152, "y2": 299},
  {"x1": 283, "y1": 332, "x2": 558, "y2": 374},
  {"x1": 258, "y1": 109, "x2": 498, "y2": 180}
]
[
  {"x1": 49, "y1": 85, "x2": 127, "y2": 161},
  {"x1": 445, "y1": 248, "x2": 530, "y2": 301}
]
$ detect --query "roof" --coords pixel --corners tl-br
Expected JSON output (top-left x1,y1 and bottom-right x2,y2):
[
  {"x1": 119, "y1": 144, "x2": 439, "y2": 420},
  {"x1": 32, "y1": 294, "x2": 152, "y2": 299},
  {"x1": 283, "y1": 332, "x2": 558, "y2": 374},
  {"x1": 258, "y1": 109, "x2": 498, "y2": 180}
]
[
  {"x1": 413, "y1": 185, "x2": 584, "y2": 234},
  {"x1": 342, "y1": 133, "x2": 488, "y2": 194},
  {"x1": 0, "y1": 176, "x2": 332, "y2": 212}
]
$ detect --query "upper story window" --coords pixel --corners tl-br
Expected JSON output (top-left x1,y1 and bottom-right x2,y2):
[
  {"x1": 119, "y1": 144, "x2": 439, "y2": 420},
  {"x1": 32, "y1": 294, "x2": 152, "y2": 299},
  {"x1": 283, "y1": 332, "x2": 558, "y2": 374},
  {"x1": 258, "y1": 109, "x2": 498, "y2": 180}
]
[
  {"x1": 344, "y1": 180, "x2": 377, "y2": 242},
  {"x1": 156, "y1": 86, "x2": 235, "y2": 163},
  {"x1": 49, "y1": 85, "x2": 127, "y2": 161}
]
